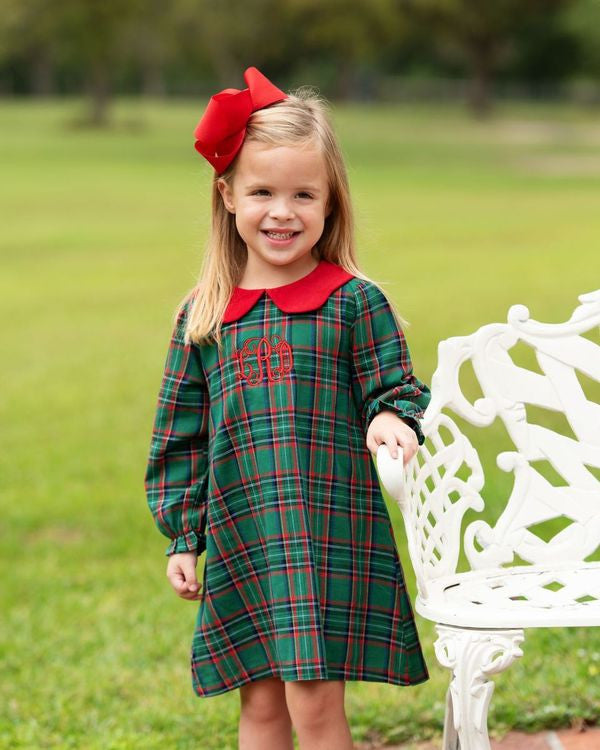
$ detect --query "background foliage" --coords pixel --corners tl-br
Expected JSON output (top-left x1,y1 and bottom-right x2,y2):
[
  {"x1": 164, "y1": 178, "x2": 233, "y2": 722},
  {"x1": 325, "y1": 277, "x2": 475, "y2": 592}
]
[{"x1": 2, "y1": 0, "x2": 600, "y2": 119}]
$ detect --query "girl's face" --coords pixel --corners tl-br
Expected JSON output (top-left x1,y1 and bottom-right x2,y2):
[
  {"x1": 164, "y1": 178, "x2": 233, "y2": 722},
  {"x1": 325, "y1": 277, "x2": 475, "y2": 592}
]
[{"x1": 218, "y1": 140, "x2": 331, "y2": 274}]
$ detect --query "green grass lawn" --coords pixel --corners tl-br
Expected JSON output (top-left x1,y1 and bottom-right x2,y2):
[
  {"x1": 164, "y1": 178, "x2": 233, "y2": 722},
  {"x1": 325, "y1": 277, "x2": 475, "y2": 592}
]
[{"x1": 1, "y1": 97, "x2": 599, "y2": 749}]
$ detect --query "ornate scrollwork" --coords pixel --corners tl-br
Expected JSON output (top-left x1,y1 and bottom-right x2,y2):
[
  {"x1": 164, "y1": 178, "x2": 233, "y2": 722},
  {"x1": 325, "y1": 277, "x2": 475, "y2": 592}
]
[
  {"x1": 411, "y1": 289, "x2": 600, "y2": 578},
  {"x1": 435, "y1": 625, "x2": 524, "y2": 750}
]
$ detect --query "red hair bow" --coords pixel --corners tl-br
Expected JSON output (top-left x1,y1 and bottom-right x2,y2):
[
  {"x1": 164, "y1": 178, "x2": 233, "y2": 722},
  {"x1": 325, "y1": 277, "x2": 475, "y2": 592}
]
[{"x1": 193, "y1": 66, "x2": 288, "y2": 174}]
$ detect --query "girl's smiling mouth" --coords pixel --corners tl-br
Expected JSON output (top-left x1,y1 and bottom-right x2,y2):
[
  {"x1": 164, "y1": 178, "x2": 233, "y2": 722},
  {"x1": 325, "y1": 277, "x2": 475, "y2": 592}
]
[{"x1": 261, "y1": 230, "x2": 301, "y2": 245}]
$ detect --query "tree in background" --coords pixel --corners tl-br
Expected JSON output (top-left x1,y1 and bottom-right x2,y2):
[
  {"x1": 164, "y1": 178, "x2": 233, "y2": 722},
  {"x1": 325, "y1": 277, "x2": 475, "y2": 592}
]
[
  {"x1": 0, "y1": 0, "x2": 63, "y2": 95},
  {"x1": 56, "y1": 0, "x2": 145, "y2": 126},
  {"x1": 562, "y1": 0, "x2": 600, "y2": 99},
  {"x1": 0, "y1": 0, "x2": 144, "y2": 125},
  {"x1": 120, "y1": 0, "x2": 180, "y2": 98},
  {"x1": 169, "y1": 0, "x2": 293, "y2": 91},
  {"x1": 285, "y1": 0, "x2": 406, "y2": 99},
  {"x1": 0, "y1": 0, "x2": 176, "y2": 123},
  {"x1": 399, "y1": 0, "x2": 575, "y2": 116}
]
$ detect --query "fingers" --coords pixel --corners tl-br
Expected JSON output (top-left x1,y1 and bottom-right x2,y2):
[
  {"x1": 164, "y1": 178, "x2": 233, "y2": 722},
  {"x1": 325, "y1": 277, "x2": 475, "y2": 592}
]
[
  {"x1": 167, "y1": 570, "x2": 203, "y2": 600},
  {"x1": 166, "y1": 553, "x2": 204, "y2": 601},
  {"x1": 367, "y1": 428, "x2": 418, "y2": 466},
  {"x1": 180, "y1": 555, "x2": 199, "y2": 593},
  {"x1": 179, "y1": 587, "x2": 203, "y2": 601},
  {"x1": 368, "y1": 435, "x2": 400, "y2": 460},
  {"x1": 401, "y1": 440, "x2": 417, "y2": 466}
]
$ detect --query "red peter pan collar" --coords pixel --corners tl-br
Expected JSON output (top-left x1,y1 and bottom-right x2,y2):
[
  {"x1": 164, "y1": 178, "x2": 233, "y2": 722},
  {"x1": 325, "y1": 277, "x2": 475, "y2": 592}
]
[{"x1": 223, "y1": 259, "x2": 355, "y2": 323}]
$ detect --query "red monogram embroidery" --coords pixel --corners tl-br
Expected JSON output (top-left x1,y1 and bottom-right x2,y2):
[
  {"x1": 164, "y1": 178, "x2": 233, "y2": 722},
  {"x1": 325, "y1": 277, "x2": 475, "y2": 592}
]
[{"x1": 234, "y1": 334, "x2": 294, "y2": 386}]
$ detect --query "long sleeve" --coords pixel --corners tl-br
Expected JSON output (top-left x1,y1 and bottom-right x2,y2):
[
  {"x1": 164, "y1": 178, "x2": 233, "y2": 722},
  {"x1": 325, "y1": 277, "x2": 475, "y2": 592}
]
[
  {"x1": 144, "y1": 304, "x2": 210, "y2": 556},
  {"x1": 350, "y1": 282, "x2": 431, "y2": 446}
]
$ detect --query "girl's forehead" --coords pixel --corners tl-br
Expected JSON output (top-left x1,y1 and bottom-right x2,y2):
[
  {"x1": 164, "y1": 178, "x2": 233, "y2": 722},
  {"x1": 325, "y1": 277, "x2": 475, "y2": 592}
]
[{"x1": 235, "y1": 141, "x2": 327, "y2": 186}]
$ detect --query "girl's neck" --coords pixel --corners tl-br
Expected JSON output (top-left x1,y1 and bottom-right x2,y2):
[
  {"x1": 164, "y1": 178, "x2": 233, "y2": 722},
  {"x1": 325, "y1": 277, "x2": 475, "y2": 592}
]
[{"x1": 237, "y1": 253, "x2": 320, "y2": 290}]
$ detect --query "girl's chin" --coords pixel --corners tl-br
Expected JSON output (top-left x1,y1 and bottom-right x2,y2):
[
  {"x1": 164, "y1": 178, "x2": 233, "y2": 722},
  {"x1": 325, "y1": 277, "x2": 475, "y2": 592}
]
[{"x1": 246, "y1": 248, "x2": 312, "y2": 268}]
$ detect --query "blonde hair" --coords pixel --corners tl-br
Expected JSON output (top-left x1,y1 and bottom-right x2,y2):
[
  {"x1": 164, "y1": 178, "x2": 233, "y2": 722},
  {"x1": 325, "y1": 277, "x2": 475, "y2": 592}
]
[{"x1": 178, "y1": 85, "x2": 409, "y2": 348}]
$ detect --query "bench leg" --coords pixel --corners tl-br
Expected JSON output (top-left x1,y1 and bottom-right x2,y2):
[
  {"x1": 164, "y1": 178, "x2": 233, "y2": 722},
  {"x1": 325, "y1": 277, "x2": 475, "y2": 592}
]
[
  {"x1": 434, "y1": 625, "x2": 525, "y2": 750},
  {"x1": 443, "y1": 684, "x2": 460, "y2": 750}
]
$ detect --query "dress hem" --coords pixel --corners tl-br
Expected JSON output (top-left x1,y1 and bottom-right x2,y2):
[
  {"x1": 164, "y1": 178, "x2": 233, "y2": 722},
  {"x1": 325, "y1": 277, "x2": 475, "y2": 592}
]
[{"x1": 192, "y1": 667, "x2": 430, "y2": 698}]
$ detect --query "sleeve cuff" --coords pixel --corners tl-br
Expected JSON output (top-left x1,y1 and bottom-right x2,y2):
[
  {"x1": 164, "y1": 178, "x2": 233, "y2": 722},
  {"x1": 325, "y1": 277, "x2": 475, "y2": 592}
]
[
  {"x1": 165, "y1": 530, "x2": 206, "y2": 557},
  {"x1": 365, "y1": 399, "x2": 426, "y2": 446}
]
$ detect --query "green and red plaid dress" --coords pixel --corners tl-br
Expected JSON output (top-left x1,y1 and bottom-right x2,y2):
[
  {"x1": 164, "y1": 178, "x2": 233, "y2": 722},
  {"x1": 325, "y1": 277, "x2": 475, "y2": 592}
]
[{"x1": 144, "y1": 259, "x2": 431, "y2": 697}]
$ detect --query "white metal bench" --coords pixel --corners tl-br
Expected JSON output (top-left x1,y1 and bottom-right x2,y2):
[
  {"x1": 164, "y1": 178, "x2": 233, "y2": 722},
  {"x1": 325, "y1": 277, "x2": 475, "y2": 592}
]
[{"x1": 377, "y1": 289, "x2": 600, "y2": 750}]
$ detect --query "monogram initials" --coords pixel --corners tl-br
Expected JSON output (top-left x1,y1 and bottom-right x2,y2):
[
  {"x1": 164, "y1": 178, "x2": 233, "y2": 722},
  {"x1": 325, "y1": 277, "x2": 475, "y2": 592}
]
[{"x1": 234, "y1": 334, "x2": 294, "y2": 386}]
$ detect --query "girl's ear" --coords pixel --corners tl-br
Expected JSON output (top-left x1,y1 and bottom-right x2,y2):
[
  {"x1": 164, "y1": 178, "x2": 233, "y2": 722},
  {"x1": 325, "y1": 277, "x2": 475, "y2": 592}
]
[{"x1": 217, "y1": 178, "x2": 235, "y2": 214}]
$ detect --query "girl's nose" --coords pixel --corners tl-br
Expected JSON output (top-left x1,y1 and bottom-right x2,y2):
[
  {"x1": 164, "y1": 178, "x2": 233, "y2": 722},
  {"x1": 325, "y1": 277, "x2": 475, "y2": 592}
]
[{"x1": 269, "y1": 197, "x2": 295, "y2": 220}]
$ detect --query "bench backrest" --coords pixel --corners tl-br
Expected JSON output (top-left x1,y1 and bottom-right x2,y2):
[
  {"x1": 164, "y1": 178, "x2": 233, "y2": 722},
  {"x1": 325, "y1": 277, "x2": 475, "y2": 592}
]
[{"x1": 403, "y1": 290, "x2": 600, "y2": 599}]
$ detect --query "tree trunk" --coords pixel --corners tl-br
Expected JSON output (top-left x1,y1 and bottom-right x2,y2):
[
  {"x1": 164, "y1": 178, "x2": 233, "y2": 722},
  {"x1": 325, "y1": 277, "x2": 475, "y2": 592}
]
[
  {"x1": 87, "y1": 59, "x2": 111, "y2": 127},
  {"x1": 335, "y1": 59, "x2": 358, "y2": 100},
  {"x1": 204, "y1": 41, "x2": 239, "y2": 89},
  {"x1": 142, "y1": 62, "x2": 166, "y2": 97},
  {"x1": 199, "y1": 8, "x2": 240, "y2": 88},
  {"x1": 31, "y1": 47, "x2": 55, "y2": 96},
  {"x1": 466, "y1": 39, "x2": 495, "y2": 118}
]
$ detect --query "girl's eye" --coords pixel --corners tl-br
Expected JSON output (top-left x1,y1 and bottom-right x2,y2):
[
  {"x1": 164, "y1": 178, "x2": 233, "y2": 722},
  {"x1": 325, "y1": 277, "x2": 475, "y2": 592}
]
[{"x1": 251, "y1": 190, "x2": 313, "y2": 199}]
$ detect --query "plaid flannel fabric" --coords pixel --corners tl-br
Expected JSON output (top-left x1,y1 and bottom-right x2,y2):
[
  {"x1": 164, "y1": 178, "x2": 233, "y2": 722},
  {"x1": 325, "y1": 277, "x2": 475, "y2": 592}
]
[{"x1": 145, "y1": 274, "x2": 431, "y2": 696}]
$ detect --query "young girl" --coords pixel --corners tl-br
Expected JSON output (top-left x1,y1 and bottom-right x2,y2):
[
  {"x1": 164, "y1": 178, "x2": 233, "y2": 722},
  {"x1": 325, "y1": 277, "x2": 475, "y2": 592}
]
[{"x1": 144, "y1": 66, "x2": 431, "y2": 750}]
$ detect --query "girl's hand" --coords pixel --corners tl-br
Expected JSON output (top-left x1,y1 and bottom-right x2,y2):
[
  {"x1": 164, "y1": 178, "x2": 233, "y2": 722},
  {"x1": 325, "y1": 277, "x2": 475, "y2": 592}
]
[
  {"x1": 366, "y1": 410, "x2": 418, "y2": 466},
  {"x1": 166, "y1": 551, "x2": 203, "y2": 601}
]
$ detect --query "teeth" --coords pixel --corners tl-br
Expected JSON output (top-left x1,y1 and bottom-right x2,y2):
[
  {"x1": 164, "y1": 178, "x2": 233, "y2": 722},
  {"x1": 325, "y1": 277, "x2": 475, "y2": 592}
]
[{"x1": 266, "y1": 231, "x2": 295, "y2": 239}]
